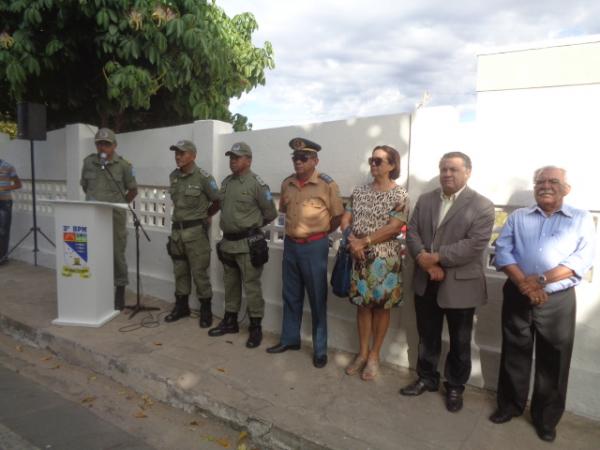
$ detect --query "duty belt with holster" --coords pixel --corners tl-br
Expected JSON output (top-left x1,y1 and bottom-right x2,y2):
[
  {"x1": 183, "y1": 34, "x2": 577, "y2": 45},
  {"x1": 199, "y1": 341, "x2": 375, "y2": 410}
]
[
  {"x1": 167, "y1": 219, "x2": 209, "y2": 260},
  {"x1": 217, "y1": 228, "x2": 269, "y2": 268}
]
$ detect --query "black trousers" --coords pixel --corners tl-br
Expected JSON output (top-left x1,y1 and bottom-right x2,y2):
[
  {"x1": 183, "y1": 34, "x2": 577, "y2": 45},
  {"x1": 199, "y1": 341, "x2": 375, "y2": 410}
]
[
  {"x1": 496, "y1": 281, "x2": 576, "y2": 431},
  {"x1": 415, "y1": 281, "x2": 475, "y2": 390},
  {"x1": 0, "y1": 200, "x2": 12, "y2": 260}
]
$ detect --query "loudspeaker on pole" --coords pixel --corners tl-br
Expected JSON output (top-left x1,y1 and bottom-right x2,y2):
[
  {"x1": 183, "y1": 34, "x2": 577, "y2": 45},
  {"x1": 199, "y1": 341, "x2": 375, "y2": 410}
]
[{"x1": 17, "y1": 102, "x2": 47, "y2": 141}]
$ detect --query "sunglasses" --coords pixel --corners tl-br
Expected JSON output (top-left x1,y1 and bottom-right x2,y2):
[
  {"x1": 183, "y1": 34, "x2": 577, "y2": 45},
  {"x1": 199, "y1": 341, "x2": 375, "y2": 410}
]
[
  {"x1": 292, "y1": 153, "x2": 314, "y2": 162},
  {"x1": 368, "y1": 157, "x2": 389, "y2": 167}
]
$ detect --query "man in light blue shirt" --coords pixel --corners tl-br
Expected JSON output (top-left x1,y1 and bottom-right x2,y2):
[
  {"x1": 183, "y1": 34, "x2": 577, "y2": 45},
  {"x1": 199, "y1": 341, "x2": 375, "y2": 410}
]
[{"x1": 490, "y1": 166, "x2": 595, "y2": 442}]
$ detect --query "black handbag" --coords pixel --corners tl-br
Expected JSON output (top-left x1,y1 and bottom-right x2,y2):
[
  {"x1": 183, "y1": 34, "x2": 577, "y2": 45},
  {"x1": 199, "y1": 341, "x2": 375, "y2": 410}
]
[{"x1": 331, "y1": 228, "x2": 352, "y2": 297}]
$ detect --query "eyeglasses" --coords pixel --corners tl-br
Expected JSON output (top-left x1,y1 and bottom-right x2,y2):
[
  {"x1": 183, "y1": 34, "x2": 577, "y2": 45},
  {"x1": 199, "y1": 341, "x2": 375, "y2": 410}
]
[
  {"x1": 368, "y1": 157, "x2": 388, "y2": 167},
  {"x1": 292, "y1": 153, "x2": 314, "y2": 162}
]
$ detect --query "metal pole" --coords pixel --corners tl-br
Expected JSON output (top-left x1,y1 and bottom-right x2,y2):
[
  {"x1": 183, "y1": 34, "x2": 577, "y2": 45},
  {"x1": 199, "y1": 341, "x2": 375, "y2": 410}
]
[{"x1": 30, "y1": 140, "x2": 39, "y2": 266}]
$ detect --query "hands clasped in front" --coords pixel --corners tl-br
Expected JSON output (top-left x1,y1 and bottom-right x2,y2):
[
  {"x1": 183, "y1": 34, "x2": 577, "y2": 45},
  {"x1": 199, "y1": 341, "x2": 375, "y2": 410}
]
[
  {"x1": 517, "y1": 275, "x2": 548, "y2": 306},
  {"x1": 416, "y1": 251, "x2": 445, "y2": 282}
]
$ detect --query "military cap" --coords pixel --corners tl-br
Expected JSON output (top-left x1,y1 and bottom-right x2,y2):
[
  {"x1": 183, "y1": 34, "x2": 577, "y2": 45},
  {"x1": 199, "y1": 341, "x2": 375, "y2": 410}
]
[
  {"x1": 95, "y1": 128, "x2": 117, "y2": 144},
  {"x1": 225, "y1": 142, "x2": 252, "y2": 157},
  {"x1": 169, "y1": 139, "x2": 197, "y2": 154},
  {"x1": 289, "y1": 137, "x2": 321, "y2": 153}
]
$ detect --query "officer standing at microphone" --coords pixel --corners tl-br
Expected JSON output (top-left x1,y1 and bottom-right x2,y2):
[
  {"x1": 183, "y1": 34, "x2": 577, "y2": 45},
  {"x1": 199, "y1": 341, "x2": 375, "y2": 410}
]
[{"x1": 80, "y1": 128, "x2": 138, "y2": 310}]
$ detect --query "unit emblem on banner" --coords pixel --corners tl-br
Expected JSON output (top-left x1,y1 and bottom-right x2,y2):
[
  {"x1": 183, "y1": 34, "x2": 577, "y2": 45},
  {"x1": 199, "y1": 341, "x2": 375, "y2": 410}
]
[{"x1": 61, "y1": 225, "x2": 90, "y2": 278}]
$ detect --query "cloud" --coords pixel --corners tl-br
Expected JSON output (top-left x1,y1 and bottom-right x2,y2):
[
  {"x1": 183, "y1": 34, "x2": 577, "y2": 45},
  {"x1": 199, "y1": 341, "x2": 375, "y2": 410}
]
[{"x1": 219, "y1": 0, "x2": 600, "y2": 129}]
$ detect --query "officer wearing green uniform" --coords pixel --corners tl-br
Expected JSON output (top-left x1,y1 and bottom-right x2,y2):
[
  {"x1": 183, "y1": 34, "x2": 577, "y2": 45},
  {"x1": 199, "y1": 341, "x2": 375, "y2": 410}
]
[
  {"x1": 165, "y1": 139, "x2": 220, "y2": 327},
  {"x1": 208, "y1": 142, "x2": 278, "y2": 348},
  {"x1": 80, "y1": 128, "x2": 138, "y2": 310}
]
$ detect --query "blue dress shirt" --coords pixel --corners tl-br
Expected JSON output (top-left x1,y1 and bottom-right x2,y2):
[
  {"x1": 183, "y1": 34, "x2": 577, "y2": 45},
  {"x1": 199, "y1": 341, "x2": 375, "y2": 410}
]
[{"x1": 494, "y1": 204, "x2": 595, "y2": 293}]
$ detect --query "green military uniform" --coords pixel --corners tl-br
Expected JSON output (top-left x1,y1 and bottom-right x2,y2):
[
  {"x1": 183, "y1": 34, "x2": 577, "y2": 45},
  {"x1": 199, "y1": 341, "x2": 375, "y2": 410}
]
[
  {"x1": 80, "y1": 152, "x2": 137, "y2": 287},
  {"x1": 219, "y1": 171, "x2": 278, "y2": 317},
  {"x1": 168, "y1": 163, "x2": 220, "y2": 299}
]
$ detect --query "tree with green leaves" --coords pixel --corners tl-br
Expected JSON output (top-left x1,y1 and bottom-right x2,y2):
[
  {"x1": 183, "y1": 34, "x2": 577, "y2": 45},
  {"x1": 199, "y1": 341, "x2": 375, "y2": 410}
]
[{"x1": 0, "y1": 0, "x2": 274, "y2": 132}]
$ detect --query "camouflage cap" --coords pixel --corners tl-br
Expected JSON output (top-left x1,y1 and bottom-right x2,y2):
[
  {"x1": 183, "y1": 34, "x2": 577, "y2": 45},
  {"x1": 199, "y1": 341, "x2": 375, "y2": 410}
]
[
  {"x1": 169, "y1": 139, "x2": 197, "y2": 154},
  {"x1": 95, "y1": 128, "x2": 117, "y2": 144},
  {"x1": 225, "y1": 142, "x2": 252, "y2": 157},
  {"x1": 289, "y1": 137, "x2": 321, "y2": 153}
]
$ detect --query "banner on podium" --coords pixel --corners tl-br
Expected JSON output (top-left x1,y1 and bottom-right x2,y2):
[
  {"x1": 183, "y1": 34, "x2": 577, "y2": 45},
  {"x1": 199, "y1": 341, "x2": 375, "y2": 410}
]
[{"x1": 61, "y1": 225, "x2": 90, "y2": 278}]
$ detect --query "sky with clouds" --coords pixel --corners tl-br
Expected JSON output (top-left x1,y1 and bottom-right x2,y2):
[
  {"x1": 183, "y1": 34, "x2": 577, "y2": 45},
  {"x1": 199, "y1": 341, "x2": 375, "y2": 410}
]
[{"x1": 217, "y1": 0, "x2": 600, "y2": 129}]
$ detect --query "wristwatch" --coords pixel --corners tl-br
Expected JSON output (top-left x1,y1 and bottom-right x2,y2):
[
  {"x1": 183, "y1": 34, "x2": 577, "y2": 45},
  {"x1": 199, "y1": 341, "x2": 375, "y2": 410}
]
[{"x1": 538, "y1": 274, "x2": 548, "y2": 286}]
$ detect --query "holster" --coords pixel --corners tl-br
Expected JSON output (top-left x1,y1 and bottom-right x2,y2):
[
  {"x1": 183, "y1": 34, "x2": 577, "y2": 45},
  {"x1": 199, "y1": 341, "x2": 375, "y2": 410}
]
[
  {"x1": 216, "y1": 241, "x2": 237, "y2": 267},
  {"x1": 248, "y1": 233, "x2": 269, "y2": 268},
  {"x1": 167, "y1": 236, "x2": 187, "y2": 261}
]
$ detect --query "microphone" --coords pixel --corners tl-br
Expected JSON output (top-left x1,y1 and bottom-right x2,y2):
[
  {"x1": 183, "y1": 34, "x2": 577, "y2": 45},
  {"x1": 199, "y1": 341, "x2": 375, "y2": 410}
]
[{"x1": 99, "y1": 152, "x2": 107, "y2": 170}]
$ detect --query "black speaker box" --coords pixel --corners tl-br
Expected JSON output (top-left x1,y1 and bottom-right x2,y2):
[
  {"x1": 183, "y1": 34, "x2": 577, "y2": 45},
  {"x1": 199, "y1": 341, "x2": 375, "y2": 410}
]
[{"x1": 17, "y1": 102, "x2": 47, "y2": 141}]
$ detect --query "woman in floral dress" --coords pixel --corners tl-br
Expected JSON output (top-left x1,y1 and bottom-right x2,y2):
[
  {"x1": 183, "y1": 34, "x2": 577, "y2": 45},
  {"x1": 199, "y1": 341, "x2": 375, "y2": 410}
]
[{"x1": 340, "y1": 145, "x2": 408, "y2": 380}]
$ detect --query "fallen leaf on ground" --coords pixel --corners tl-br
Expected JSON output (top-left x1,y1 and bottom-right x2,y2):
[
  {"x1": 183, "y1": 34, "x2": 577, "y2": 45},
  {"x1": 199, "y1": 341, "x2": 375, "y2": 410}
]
[
  {"x1": 88, "y1": 375, "x2": 96, "y2": 381},
  {"x1": 81, "y1": 396, "x2": 96, "y2": 404},
  {"x1": 41, "y1": 356, "x2": 53, "y2": 361},
  {"x1": 225, "y1": 340, "x2": 233, "y2": 344},
  {"x1": 16, "y1": 345, "x2": 23, "y2": 352},
  {"x1": 236, "y1": 444, "x2": 248, "y2": 450},
  {"x1": 50, "y1": 364, "x2": 61, "y2": 370},
  {"x1": 238, "y1": 431, "x2": 248, "y2": 442},
  {"x1": 133, "y1": 410, "x2": 148, "y2": 418},
  {"x1": 189, "y1": 420, "x2": 200, "y2": 426},
  {"x1": 153, "y1": 341, "x2": 163, "y2": 346},
  {"x1": 118, "y1": 390, "x2": 127, "y2": 395},
  {"x1": 216, "y1": 438, "x2": 230, "y2": 448},
  {"x1": 216, "y1": 367, "x2": 226, "y2": 373}
]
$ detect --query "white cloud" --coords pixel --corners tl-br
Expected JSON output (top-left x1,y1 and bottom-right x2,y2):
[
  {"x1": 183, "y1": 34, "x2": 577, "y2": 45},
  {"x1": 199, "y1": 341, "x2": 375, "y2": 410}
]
[{"x1": 219, "y1": 0, "x2": 600, "y2": 129}]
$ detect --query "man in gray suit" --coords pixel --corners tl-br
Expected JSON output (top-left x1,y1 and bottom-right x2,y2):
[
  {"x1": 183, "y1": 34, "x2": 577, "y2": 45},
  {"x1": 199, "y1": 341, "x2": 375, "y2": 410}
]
[{"x1": 401, "y1": 152, "x2": 495, "y2": 412}]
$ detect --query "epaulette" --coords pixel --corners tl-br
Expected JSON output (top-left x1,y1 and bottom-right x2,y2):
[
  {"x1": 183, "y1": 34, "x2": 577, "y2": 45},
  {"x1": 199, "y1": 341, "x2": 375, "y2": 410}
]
[
  {"x1": 283, "y1": 174, "x2": 295, "y2": 183},
  {"x1": 318, "y1": 173, "x2": 334, "y2": 184},
  {"x1": 118, "y1": 155, "x2": 132, "y2": 166},
  {"x1": 221, "y1": 174, "x2": 233, "y2": 187},
  {"x1": 169, "y1": 168, "x2": 179, "y2": 178},
  {"x1": 253, "y1": 173, "x2": 267, "y2": 187},
  {"x1": 198, "y1": 167, "x2": 211, "y2": 178}
]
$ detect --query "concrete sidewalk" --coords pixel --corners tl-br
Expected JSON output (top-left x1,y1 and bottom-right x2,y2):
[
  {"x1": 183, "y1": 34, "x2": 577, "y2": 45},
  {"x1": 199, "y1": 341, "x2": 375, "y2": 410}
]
[{"x1": 1, "y1": 260, "x2": 598, "y2": 450}]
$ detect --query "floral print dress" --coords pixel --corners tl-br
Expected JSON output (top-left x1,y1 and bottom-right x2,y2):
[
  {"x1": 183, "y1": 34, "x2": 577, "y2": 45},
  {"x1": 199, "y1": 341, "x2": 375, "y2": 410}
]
[{"x1": 347, "y1": 184, "x2": 409, "y2": 308}]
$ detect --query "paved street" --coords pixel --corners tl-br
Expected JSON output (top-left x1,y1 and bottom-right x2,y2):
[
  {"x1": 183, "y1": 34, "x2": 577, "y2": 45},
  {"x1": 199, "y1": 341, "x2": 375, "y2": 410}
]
[
  {"x1": 0, "y1": 356, "x2": 153, "y2": 450},
  {"x1": 0, "y1": 338, "x2": 253, "y2": 450}
]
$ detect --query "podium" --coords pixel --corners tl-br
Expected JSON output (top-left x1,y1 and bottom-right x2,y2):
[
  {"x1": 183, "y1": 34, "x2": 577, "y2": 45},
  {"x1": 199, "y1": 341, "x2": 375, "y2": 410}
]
[{"x1": 48, "y1": 200, "x2": 128, "y2": 327}]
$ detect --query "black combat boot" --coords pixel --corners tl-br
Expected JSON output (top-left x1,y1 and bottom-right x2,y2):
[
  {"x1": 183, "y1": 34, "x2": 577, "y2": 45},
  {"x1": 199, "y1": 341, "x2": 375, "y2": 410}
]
[
  {"x1": 208, "y1": 312, "x2": 239, "y2": 336},
  {"x1": 246, "y1": 317, "x2": 263, "y2": 349},
  {"x1": 164, "y1": 295, "x2": 190, "y2": 322},
  {"x1": 199, "y1": 298, "x2": 213, "y2": 328},
  {"x1": 114, "y1": 286, "x2": 126, "y2": 310}
]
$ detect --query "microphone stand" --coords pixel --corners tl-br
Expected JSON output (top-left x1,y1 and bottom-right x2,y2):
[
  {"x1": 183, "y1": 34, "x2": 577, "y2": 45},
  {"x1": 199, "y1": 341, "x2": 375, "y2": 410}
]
[{"x1": 101, "y1": 158, "x2": 159, "y2": 319}]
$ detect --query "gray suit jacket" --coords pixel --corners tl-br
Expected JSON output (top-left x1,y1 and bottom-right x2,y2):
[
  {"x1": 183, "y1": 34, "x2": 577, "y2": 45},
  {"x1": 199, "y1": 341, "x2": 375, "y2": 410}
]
[{"x1": 407, "y1": 186, "x2": 495, "y2": 308}]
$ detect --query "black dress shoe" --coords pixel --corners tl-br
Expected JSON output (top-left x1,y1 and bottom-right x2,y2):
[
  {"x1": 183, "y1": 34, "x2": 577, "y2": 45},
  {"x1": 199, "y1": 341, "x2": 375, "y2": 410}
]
[
  {"x1": 535, "y1": 426, "x2": 556, "y2": 442},
  {"x1": 489, "y1": 409, "x2": 517, "y2": 424},
  {"x1": 266, "y1": 343, "x2": 301, "y2": 354},
  {"x1": 399, "y1": 379, "x2": 439, "y2": 396},
  {"x1": 313, "y1": 355, "x2": 327, "y2": 368},
  {"x1": 445, "y1": 387, "x2": 463, "y2": 412}
]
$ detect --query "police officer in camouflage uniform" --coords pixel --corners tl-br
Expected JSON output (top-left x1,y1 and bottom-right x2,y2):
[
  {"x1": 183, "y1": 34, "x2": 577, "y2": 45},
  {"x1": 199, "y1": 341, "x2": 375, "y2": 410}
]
[
  {"x1": 208, "y1": 142, "x2": 278, "y2": 348},
  {"x1": 80, "y1": 128, "x2": 138, "y2": 310},
  {"x1": 165, "y1": 140, "x2": 220, "y2": 327}
]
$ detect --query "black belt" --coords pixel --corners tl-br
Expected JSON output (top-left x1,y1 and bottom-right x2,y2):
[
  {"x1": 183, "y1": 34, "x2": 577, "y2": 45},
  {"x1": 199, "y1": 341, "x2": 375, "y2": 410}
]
[
  {"x1": 171, "y1": 219, "x2": 205, "y2": 231},
  {"x1": 223, "y1": 228, "x2": 260, "y2": 241}
]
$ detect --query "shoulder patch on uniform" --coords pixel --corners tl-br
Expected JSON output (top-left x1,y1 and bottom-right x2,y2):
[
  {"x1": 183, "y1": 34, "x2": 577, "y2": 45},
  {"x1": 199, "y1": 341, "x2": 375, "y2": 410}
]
[{"x1": 319, "y1": 173, "x2": 334, "y2": 184}]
